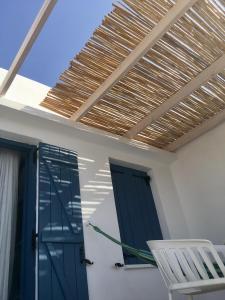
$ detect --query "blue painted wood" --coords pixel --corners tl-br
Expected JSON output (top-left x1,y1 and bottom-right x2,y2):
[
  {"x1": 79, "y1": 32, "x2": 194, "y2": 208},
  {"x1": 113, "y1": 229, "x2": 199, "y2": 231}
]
[
  {"x1": 20, "y1": 148, "x2": 37, "y2": 299},
  {"x1": 38, "y1": 143, "x2": 89, "y2": 300},
  {"x1": 0, "y1": 137, "x2": 35, "y2": 152},
  {"x1": 0, "y1": 138, "x2": 36, "y2": 300},
  {"x1": 110, "y1": 164, "x2": 163, "y2": 265}
]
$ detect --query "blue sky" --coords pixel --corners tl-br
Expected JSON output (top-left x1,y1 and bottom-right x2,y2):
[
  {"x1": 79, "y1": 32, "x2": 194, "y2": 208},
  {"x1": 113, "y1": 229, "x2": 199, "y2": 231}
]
[{"x1": 0, "y1": 0, "x2": 114, "y2": 87}]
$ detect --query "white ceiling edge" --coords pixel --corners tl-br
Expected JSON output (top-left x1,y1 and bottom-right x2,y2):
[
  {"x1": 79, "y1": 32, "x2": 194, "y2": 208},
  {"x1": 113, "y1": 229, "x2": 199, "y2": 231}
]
[
  {"x1": 0, "y1": 68, "x2": 176, "y2": 162},
  {"x1": 0, "y1": 97, "x2": 176, "y2": 163},
  {"x1": 0, "y1": 68, "x2": 54, "y2": 113}
]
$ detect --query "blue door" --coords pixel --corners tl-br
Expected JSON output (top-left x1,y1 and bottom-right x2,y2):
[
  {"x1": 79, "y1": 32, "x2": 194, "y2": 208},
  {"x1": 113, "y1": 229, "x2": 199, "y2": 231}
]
[{"x1": 38, "y1": 143, "x2": 89, "y2": 300}]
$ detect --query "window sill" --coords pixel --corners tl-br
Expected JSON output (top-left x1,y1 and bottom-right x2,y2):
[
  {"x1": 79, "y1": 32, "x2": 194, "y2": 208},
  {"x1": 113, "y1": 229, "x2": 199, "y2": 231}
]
[{"x1": 124, "y1": 264, "x2": 156, "y2": 270}]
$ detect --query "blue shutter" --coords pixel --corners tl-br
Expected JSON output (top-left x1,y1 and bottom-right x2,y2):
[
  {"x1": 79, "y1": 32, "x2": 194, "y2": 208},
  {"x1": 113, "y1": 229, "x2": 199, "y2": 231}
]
[
  {"x1": 110, "y1": 164, "x2": 162, "y2": 265},
  {"x1": 38, "y1": 143, "x2": 89, "y2": 300}
]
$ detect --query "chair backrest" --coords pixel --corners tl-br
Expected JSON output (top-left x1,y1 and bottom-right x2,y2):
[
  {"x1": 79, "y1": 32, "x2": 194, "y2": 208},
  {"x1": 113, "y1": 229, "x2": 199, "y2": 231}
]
[{"x1": 147, "y1": 240, "x2": 225, "y2": 288}]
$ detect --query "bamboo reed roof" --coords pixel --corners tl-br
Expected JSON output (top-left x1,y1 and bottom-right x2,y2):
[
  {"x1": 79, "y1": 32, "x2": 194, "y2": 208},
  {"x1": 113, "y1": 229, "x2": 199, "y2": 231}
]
[{"x1": 41, "y1": 0, "x2": 225, "y2": 151}]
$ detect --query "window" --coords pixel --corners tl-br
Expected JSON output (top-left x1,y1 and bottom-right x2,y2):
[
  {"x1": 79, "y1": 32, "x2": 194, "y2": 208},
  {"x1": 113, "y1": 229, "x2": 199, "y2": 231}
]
[{"x1": 110, "y1": 163, "x2": 162, "y2": 265}]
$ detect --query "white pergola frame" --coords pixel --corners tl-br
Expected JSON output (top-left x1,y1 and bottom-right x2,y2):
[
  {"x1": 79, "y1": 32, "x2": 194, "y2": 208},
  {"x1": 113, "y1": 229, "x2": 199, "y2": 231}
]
[
  {"x1": 69, "y1": 0, "x2": 198, "y2": 121},
  {"x1": 165, "y1": 108, "x2": 225, "y2": 151},
  {"x1": 0, "y1": 0, "x2": 57, "y2": 97},
  {"x1": 125, "y1": 54, "x2": 225, "y2": 138},
  {"x1": 1, "y1": 0, "x2": 224, "y2": 152}
]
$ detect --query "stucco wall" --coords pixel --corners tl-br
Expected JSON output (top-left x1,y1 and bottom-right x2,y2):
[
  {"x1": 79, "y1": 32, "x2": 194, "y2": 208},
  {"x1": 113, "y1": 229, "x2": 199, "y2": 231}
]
[
  {"x1": 171, "y1": 121, "x2": 225, "y2": 244},
  {"x1": 171, "y1": 121, "x2": 225, "y2": 300},
  {"x1": 0, "y1": 105, "x2": 188, "y2": 300}
]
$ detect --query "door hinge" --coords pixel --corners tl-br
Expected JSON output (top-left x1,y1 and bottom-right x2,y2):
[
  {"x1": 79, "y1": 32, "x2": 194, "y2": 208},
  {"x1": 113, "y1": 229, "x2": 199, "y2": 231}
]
[
  {"x1": 32, "y1": 230, "x2": 38, "y2": 251},
  {"x1": 145, "y1": 175, "x2": 151, "y2": 185}
]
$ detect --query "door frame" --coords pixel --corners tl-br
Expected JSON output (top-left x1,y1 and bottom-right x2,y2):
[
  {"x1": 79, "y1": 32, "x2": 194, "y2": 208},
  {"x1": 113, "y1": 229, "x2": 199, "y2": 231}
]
[{"x1": 0, "y1": 137, "x2": 37, "y2": 300}]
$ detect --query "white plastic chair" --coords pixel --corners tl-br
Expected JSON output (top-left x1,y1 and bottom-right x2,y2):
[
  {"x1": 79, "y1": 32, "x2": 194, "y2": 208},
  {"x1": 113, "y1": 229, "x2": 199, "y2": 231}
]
[{"x1": 147, "y1": 240, "x2": 225, "y2": 300}]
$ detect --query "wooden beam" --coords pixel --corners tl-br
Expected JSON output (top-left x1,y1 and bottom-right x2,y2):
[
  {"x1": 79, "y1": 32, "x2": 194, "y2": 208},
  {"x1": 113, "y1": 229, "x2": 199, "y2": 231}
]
[
  {"x1": 165, "y1": 109, "x2": 225, "y2": 152},
  {"x1": 70, "y1": 0, "x2": 198, "y2": 121},
  {"x1": 125, "y1": 54, "x2": 225, "y2": 138},
  {"x1": 0, "y1": 0, "x2": 57, "y2": 97}
]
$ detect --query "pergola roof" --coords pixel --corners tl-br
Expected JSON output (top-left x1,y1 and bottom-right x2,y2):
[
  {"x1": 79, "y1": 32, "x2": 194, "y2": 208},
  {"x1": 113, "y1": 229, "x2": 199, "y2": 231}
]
[{"x1": 41, "y1": 0, "x2": 225, "y2": 151}]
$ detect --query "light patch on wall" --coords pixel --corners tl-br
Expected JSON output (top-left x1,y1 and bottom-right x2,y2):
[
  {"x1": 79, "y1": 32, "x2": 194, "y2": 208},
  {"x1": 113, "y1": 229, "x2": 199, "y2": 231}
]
[
  {"x1": 88, "y1": 180, "x2": 111, "y2": 184},
  {"x1": 81, "y1": 201, "x2": 101, "y2": 205},
  {"x1": 84, "y1": 185, "x2": 112, "y2": 190},
  {"x1": 81, "y1": 188, "x2": 97, "y2": 192},
  {"x1": 98, "y1": 169, "x2": 110, "y2": 173},
  {"x1": 93, "y1": 192, "x2": 110, "y2": 195},
  {"x1": 95, "y1": 173, "x2": 111, "y2": 177},
  {"x1": 78, "y1": 157, "x2": 95, "y2": 162}
]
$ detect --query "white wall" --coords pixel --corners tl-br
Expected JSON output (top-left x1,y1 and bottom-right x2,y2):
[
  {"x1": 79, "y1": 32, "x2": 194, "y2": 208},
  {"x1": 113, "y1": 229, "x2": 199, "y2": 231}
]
[
  {"x1": 171, "y1": 122, "x2": 225, "y2": 300},
  {"x1": 0, "y1": 105, "x2": 188, "y2": 300},
  {"x1": 171, "y1": 121, "x2": 225, "y2": 244},
  {"x1": 0, "y1": 68, "x2": 51, "y2": 112}
]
